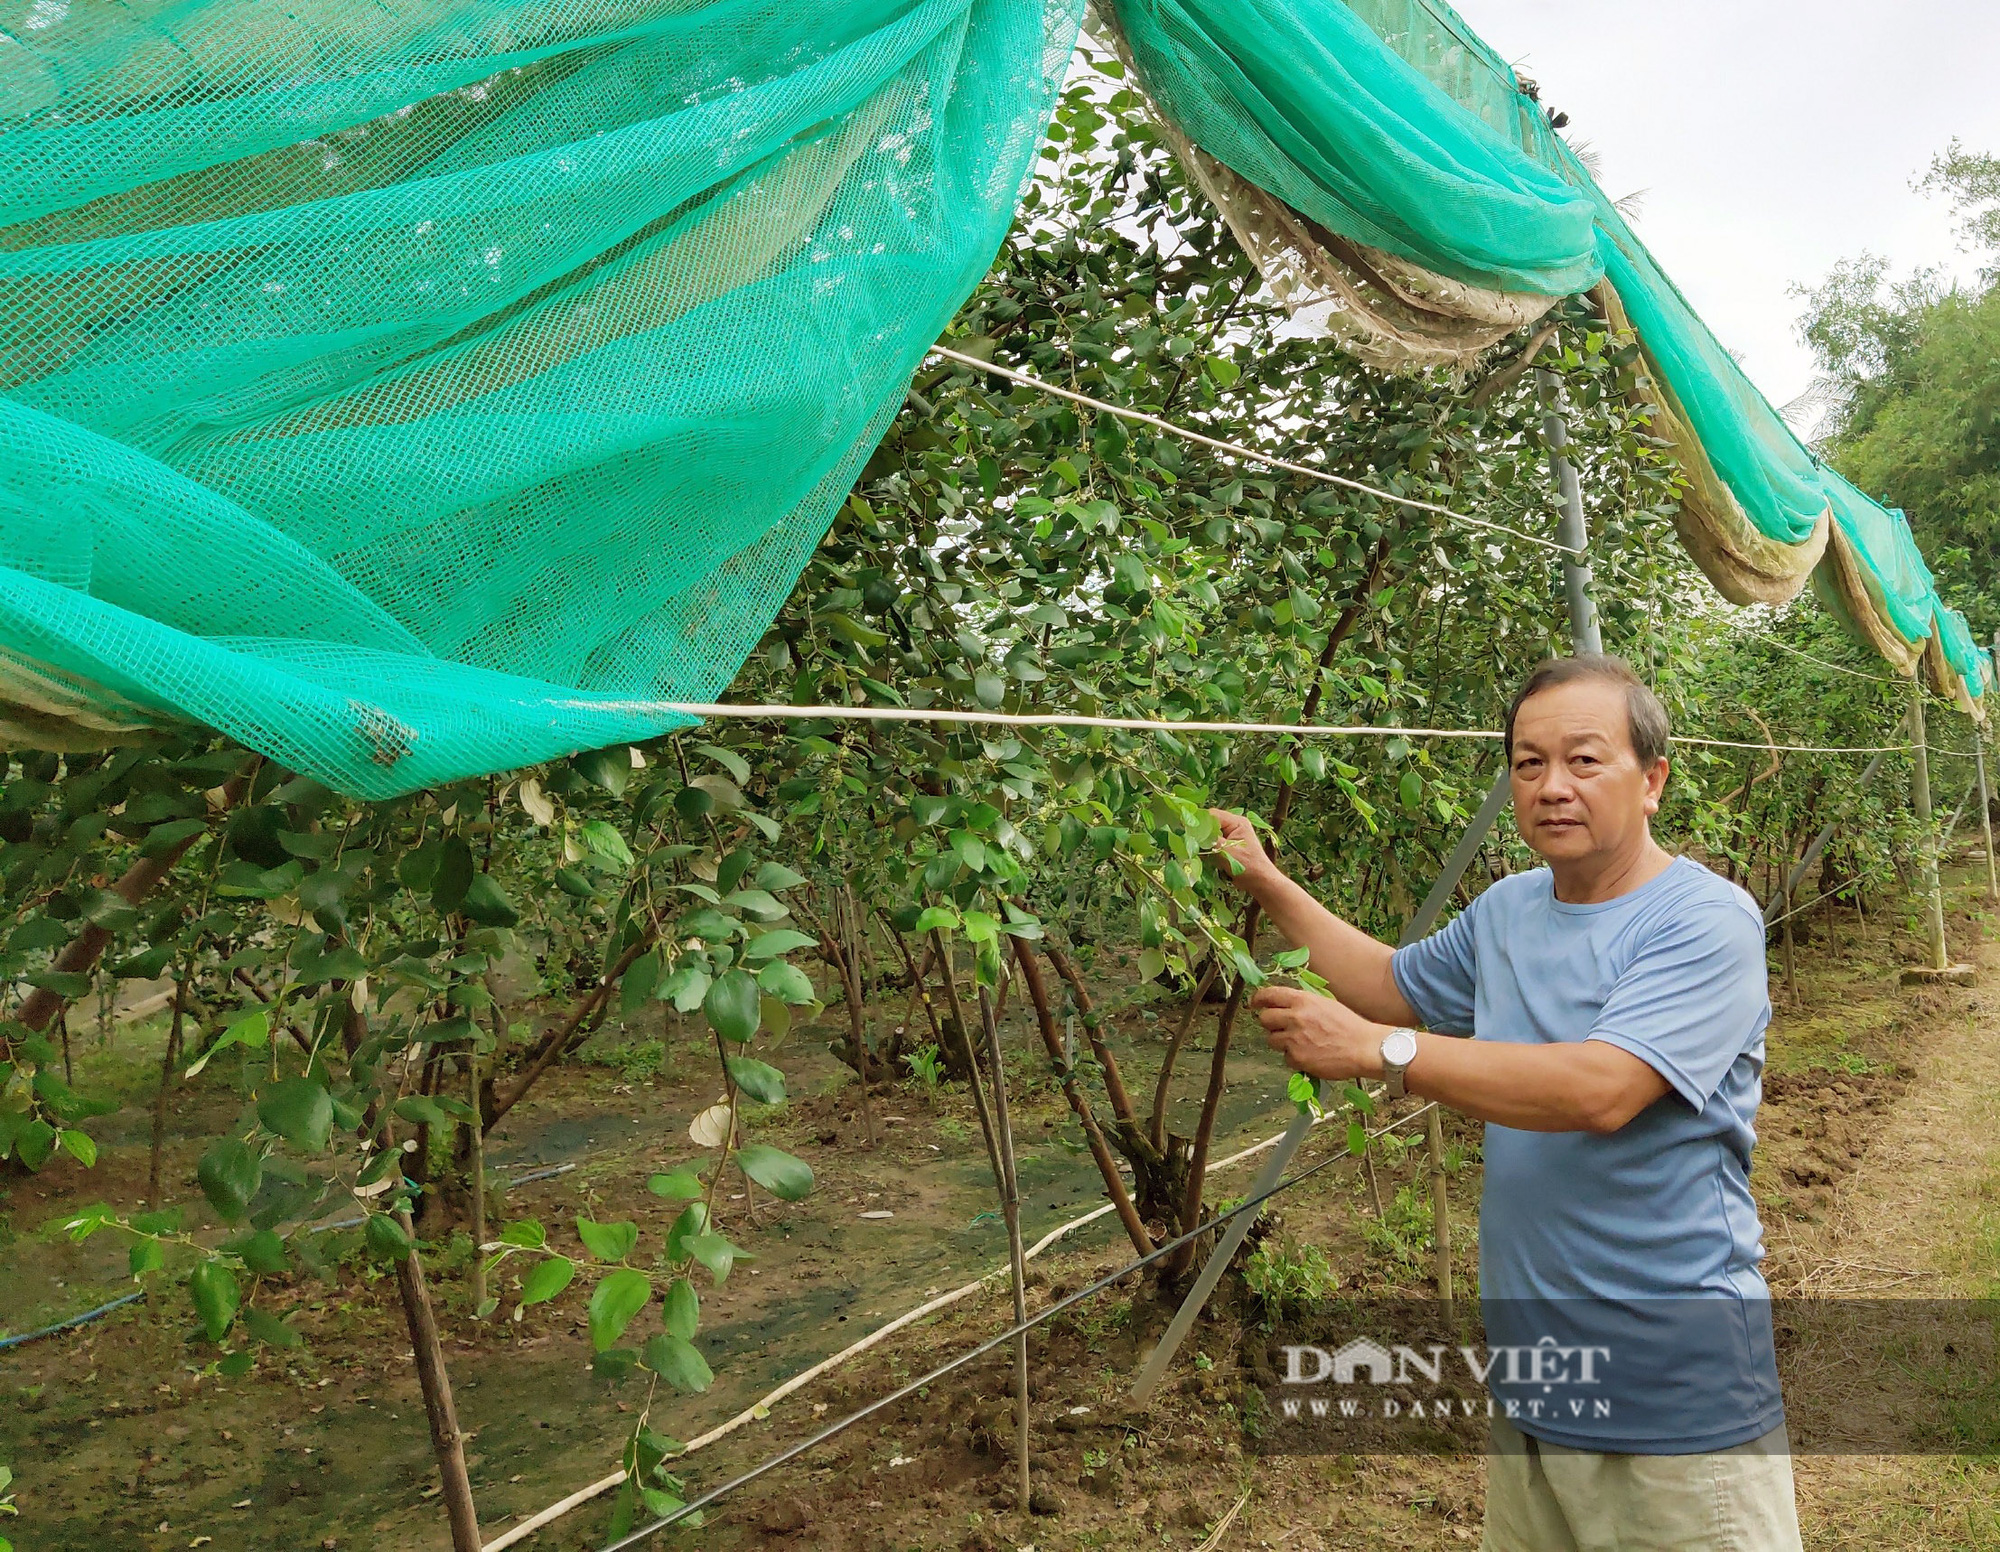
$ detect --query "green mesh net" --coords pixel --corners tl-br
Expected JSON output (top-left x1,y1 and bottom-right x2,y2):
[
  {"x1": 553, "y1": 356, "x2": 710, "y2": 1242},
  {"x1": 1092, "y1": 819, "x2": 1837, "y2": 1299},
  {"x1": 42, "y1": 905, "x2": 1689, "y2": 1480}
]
[
  {"x1": 1113, "y1": 0, "x2": 1988, "y2": 701},
  {"x1": 1, "y1": 0, "x2": 1984, "y2": 800},
  {"x1": 1, "y1": 0, "x2": 1080, "y2": 794}
]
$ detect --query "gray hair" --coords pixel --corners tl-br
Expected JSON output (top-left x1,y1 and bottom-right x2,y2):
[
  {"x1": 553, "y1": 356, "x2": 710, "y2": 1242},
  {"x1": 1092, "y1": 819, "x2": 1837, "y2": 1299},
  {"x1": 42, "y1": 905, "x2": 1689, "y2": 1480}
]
[{"x1": 1503, "y1": 655, "x2": 1671, "y2": 767}]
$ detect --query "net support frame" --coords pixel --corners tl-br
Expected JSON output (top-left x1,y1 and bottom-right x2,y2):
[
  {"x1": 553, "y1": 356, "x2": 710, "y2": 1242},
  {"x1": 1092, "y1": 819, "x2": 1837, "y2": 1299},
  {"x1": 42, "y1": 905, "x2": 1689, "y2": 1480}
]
[{"x1": 1909, "y1": 677, "x2": 1951, "y2": 972}]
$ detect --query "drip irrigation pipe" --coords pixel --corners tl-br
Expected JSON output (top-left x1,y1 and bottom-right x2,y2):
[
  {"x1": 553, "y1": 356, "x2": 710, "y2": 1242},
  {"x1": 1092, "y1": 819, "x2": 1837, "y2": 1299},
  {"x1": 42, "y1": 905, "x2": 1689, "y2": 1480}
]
[
  {"x1": 0, "y1": 1290, "x2": 143, "y2": 1352},
  {"x1": 486, "y1": 1098, "x2": 1434, "y2": 1550},
  {"x1": 925, "y1": 345, "x2": 1579, "y2": 557}
]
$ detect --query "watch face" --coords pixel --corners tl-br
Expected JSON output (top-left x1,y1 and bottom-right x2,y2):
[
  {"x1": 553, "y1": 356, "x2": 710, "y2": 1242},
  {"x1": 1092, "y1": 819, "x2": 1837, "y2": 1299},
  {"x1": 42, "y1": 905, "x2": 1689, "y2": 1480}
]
[{"x1": 1383, "y1": 1029, "x2": 1419, "y2": 1067}]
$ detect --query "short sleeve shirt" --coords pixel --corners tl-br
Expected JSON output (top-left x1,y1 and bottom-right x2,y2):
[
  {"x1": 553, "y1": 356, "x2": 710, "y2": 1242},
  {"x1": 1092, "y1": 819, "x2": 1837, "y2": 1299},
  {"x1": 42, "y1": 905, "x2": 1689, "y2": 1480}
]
[{"x1": 1391, "y1": 856, "x2": 1784, "y2": 1452}]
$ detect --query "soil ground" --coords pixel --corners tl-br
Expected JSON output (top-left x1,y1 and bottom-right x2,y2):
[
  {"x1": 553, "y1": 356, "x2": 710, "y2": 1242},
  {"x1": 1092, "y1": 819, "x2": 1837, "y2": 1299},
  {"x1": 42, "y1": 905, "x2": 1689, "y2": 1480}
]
[{"x1": 6, "y1": 849, "x2": 2000, "y2": 1550}]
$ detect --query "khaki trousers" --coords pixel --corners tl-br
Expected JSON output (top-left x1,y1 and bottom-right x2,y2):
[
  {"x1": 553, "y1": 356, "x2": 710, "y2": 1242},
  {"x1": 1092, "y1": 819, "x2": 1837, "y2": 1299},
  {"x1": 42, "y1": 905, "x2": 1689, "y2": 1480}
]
[{"x1": 1482, "y1": 1412, "x2": 1804, "y2": 1552}]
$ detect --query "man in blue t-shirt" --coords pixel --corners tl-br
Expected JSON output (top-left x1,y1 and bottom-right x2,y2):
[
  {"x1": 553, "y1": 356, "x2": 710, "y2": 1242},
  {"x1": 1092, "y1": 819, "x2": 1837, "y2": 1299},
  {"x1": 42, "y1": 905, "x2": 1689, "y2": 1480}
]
[{"x1": 1213, "y1": 655, "x2": 1801, "y2": 1552}]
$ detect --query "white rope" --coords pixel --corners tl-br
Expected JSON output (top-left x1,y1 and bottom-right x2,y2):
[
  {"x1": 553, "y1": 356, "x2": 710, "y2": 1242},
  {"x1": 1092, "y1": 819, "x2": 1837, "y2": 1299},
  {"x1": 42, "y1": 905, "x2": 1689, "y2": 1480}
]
[
  {"x1": 657, "y1": 700, "x2": 1911, "y2": 757},
  {"x1": 659, "y1": 701, "x2": 1497, "y2": 741},
  {"x1": 1753, "y1": 634, "x2": 1898, "y2": 685},
  {"x1": 927, "y1": 345, "x2": 1581, "y2": 557}
]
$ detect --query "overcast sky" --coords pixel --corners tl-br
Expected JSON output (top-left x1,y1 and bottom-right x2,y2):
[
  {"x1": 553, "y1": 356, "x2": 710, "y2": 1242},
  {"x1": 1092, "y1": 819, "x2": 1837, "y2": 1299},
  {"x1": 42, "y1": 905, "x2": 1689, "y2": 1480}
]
[{"x1": 1461, "y1": 0, "x2": 2000, "y2": 409}]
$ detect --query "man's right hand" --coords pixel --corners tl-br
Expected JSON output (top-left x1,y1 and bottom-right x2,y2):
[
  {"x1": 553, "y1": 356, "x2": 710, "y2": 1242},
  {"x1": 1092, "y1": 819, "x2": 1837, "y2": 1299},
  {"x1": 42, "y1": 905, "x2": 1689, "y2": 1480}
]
[{"x1": 1208, "y1": 809, "x2": 1280, "y2": 895}]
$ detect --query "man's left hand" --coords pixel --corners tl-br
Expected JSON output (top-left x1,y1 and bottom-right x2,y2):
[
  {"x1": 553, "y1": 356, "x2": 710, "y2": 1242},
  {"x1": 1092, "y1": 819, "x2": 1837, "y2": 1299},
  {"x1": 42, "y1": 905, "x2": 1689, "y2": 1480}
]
[{"x1": 1251, "y1": 985, "x2": 1388, "y2": 1082}]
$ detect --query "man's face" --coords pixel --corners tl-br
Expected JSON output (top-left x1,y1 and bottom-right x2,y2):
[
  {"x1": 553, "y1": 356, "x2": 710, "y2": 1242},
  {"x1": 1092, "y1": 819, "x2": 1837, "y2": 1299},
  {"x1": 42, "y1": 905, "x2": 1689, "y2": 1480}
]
[{"x1": 1508, "y1": 678, "x2": 1668, "y2": 864}]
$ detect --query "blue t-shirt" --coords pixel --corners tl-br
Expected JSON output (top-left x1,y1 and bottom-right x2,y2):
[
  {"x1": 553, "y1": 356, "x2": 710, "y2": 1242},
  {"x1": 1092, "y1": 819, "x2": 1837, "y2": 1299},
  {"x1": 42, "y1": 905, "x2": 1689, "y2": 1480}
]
[{"x1": 1391, "y1": 855, "x2": 1785, "y2": 1452}]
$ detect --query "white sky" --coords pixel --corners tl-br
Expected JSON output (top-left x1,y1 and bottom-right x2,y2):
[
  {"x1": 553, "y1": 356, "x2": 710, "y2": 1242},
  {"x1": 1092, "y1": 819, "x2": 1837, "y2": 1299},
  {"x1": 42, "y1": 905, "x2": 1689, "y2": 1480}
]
[{"x1": 1460, "y1": 0, "x2": 2000, "y2": 409}]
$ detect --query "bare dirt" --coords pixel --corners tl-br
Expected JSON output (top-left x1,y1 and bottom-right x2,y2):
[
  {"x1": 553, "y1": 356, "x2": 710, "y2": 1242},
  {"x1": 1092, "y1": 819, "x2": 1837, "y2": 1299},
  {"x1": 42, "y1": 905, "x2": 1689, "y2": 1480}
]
[{"x1": 7, "y1": 856, "x2": 2000, "y2": 1550}]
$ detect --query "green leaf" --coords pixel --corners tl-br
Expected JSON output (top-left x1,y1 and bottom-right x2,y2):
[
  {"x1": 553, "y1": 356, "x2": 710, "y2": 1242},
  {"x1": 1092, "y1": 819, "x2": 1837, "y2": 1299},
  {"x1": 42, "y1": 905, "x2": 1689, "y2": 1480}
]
[
  {"x1": 520, "y1": 1256, "x2": 576, "y2": 1307},
  {"x1": 756, "y1": 960, "x2": 816, "y2": 1006},
  {"x1": 735, "y1": 1145, "x2": 813, "y2": 1202},
  {"x1": 657, "y1": 964, "x2": 711, "y2": 1013},
  {"x1": 647, "y1": 1170, "x2": 705, "y2": 1201},
  {"x1": 573, "y1": 745, "x2": 633, "y2": 796},
  {"x1": 751, "y1": 862, "x2": 807, "y2": 893},
  {"x1": 912, "y1": 906, "x2": 958, "y2": 934},
  {"x1": 258, "y1": 1076, "x2": 333, "y2": 1151},
  {"x1": 499, "y1": 1219, "x2": 546, "y2": 1249},
  {"x1": 664, "y1": 1203, "x2": 709, "y2": 1262},
  {"x1": 722, "y1": 888, "x2": 787, "y2": 922},
  {"x1": 660, "y1": 1276, "x2": 699, "y2": 1340},
  {"x1": 184, "y1": 1009, "x2": 269, "y2": 1079},
  {"x1": 187, "y1": 1260, "x2": 241, "y2": 1342},
  {"x1": 576, "y1": 1218, "x2": 639, "y2": 1263},
  {"x1": 196, "y1": 1138, "x2": 262, "y2": 1223},
  {"x1": 462, "y1": 873, "x2": 520, "y2": 927},
  {"x1": 55, "y1": 1128, "x2": 97, "y2": 1168},
  {"x1": 581, "y1": 820, "x2": 635, "y2": 870},
  {"x1": 1136, "y1": 948, "x2": 1167, "y2": 983},
  {"x1": 1347, "y1": 1119, "x2": 1367, "y2": 1158},
  {"x1": 223, "y1": 1229, "x2": 289, "y2": 1276},
  {"x1": 393, "y1": 1094, "x2": 457, "y2": 1128},
  {"x1": 218, "y1": 1350, "x2": 255, "y2": 1378},
  {"x1": 1206, "y1": 354, "x2": 1241, "y2": 387},
  {"x1": 588, "y1": 1268, "x2": 652, "y2": 1351},
  {"x1": 741, "y1": 928, "x2": 816, "y2": 963},
  {"x1": 685, "y1": 1231, "x2": 748, "y2": 1285},
  {"x1": 129, "y1": 1238, "x2": 165, "y2": 1278},
  {"x1": 693, "y1": 743, "x2": 751, "y2": 784},
  {"x1": 703, "y1": 968, "x2": 761, "y2": 1043},
  {"x1": 641, "y1": 1333, "x2": 713, "y2": 1395},
  {"x1": 140, "y1": 817, "x2": 209, "y2": 858},
  {"x1": 973, "y1": 669, "x2": 1006, "y2": 709},
  {"x1": 432, "y1": 835, "x2": 475, "y2": 914},
  {"x1": 723, "y1": 1056, "x2": 786, "y2": 1106},
  {"x1": 364, "y1": 1213, "x2": 413, "y2": 1263},
  {"x1": 243, "y1": 1306, "x2": 303, "y2": 1348}
]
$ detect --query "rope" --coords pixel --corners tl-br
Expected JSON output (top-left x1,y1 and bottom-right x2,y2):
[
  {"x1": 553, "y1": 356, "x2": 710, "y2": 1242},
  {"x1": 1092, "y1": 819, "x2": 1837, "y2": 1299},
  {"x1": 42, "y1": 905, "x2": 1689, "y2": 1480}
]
[
  {"x1": 1753, "y1": 634, "x2": 1897, "y2": 685},
  {"x1": 927, "y1": 346, "x2": 1581, "y2": 557},
  {"x1": 656, "y1": 701, "x2": 1912, "y2": 757}
]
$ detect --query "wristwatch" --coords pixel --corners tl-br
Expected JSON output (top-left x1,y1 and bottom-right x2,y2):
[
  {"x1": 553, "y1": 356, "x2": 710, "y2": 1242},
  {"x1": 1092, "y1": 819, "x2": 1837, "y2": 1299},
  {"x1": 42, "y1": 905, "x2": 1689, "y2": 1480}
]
[{"x1": 1379, "y1": 1027, "x2": 1420, "y2": 1099}]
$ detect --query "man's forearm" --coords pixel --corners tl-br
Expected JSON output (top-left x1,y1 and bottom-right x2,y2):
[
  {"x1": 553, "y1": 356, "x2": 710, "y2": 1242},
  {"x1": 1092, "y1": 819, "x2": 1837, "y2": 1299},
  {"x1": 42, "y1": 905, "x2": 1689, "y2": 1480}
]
[
  {"x1": 1239, "y1": 868, "x2": 1416, "y2": 1026},
  {"x1": 1405, "y1": 1032, "x2": 1668, "y2": 1134}
]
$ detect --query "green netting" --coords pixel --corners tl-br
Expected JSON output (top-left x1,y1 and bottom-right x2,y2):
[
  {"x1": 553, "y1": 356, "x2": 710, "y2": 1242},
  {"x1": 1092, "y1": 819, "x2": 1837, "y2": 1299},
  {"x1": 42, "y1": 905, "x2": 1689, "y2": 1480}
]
[
  {"x1": 1110, "y1": 0, "x2": 1988, "y2": 700},
  {"x1": 2, "y1": 0, "x2": 1986, "y2": 800},
  {"x1": 0, "y1": 0, "x2": 1080, "y2": 794},
  {"x1": 1105, "y1": 0, "x2": 1599, "y2": 296}
]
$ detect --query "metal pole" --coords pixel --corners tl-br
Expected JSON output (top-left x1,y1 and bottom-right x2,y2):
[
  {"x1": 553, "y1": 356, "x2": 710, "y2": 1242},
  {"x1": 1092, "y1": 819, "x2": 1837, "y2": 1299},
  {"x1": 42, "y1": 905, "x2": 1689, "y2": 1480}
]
[
  {"x1": 1537, "y1": 368, "x2": 1602, "y2": 655},
  {"x1": 1980, "y1": 682, "x2": 1999, "y2": 904},
  {"x1": 1762, "y1": 743, "x2": 1894, "y2": 924},
  {"x1": 1909, "y1": 678, "x2": 1949, "y2": 971},
  {"x1": 1134, "y1": 373, "x2": 1605, "y2": 1402}
]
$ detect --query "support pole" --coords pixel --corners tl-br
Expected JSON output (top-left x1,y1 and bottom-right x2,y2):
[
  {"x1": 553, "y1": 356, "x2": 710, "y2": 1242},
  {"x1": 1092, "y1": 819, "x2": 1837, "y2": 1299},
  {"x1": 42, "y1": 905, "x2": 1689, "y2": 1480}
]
[
  {"x1": 1909, "y1": 678, "x2": 1949, "y2": 971},
  {"x1": 1977, "y1": 739, "x2": 1998, "y2": 904},
  {"x1": 1763, "y1": 743, "x2": 1894, "y2": 924},
  {"x1": 1537, "y1": 368, "x2": 1603, "y2": 655},
  {"x1": 1423, "y1": 1104, "x2": 1454, "y2": 1325}
]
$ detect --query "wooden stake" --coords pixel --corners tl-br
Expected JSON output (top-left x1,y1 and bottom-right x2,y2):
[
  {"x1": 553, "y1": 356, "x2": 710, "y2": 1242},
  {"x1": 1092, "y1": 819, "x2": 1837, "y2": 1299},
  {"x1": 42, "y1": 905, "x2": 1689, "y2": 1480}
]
[
  {"x1": 978, "y1": 984, "x2": 1032, "y2": 1514},
  {"x1": 392, "y1": 1204, "x2": 482, "y2": 1550}
]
